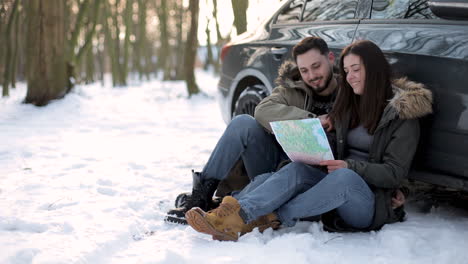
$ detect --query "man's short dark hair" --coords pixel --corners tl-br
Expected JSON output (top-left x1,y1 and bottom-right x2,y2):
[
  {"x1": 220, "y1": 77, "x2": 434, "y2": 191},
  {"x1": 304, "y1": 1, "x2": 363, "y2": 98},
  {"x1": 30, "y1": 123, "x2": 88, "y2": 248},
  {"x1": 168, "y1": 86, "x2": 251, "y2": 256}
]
[{"x1": 292, "y1": 36, "x2": 330, "y2": 61}]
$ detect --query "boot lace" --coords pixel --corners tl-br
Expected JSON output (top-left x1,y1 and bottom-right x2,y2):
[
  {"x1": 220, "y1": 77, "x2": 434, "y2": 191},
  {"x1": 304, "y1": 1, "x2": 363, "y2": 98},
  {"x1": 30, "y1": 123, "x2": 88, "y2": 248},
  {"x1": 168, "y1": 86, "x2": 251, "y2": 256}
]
[{"x1": 209, "y1": 200, "x2": 238, "y2": 217}]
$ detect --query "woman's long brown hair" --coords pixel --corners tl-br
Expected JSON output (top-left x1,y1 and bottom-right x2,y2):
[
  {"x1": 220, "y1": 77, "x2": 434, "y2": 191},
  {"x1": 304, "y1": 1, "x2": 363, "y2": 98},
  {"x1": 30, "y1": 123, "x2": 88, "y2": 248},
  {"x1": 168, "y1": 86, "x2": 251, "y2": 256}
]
[{"x1": 329, "y1": 40, "x2": 393, "y2": 134}]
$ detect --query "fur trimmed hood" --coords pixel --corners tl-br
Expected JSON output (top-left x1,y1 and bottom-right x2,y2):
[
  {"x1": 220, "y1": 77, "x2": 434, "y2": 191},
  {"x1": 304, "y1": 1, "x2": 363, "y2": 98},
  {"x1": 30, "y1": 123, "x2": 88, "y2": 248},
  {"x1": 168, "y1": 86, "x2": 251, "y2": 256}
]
[
  {"x1": 274, "y1": 60, "x2": 303, "y2": 90},
  {"x1": 388, "y1": 77, "x2": 433, "y2": 120}
]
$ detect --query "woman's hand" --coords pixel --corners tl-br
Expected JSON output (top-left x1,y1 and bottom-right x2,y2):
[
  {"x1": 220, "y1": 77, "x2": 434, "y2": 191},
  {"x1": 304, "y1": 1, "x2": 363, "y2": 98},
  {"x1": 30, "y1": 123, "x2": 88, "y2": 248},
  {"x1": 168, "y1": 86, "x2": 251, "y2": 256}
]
[
  {"x1": 392, "y1": 189, "x2": 406, "y2": 209},
  {"x1": 318, "y1": 114, "x2": 333, "y2": 132},
  {"x1": 319, "y1": 160, "x2": 348, "y2": 173}
]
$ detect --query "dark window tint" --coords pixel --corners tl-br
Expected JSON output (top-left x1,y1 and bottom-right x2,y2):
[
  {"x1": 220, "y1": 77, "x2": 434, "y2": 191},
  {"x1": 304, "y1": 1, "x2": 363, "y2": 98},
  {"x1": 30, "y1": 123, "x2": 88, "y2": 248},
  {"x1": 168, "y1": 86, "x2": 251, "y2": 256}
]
[
  {"x1": 302, "y1": 0, "x2": 357, "y2": 22},
  {"x1": 372, "y1": 0, "x2": 438, "y2": 19},
  {"x1": 275, "y1": 0, "x2": 304, "y2": 24}
]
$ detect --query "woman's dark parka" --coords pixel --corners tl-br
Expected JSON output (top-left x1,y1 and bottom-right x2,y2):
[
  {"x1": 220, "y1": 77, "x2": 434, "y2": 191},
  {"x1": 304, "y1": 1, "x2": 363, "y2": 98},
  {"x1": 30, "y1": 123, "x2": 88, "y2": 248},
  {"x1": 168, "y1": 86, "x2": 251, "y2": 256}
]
[{"x1": 324, "y1": 78, "x2": 433, "y2": 232}]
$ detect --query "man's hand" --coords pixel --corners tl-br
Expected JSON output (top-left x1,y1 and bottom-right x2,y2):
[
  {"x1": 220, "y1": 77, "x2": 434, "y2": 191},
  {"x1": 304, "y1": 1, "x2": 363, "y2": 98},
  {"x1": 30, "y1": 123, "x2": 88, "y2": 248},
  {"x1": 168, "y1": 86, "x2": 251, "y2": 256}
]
[
  {"x1": 319, "y1": 160, "x2": 347, "y2": 173},
  {"x1": 392, "y1": 189, "x2": 406, "y2": 209},
  {"x1": 318, "y1": 114, "x2": 333, "y2": 132}
]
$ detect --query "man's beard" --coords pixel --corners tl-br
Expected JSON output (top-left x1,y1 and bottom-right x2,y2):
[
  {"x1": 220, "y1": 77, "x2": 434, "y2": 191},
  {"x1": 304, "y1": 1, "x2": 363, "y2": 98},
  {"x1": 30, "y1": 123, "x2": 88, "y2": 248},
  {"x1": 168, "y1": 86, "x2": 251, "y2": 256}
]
[{"x1": 308, "y1": 67, "x2": 333, "y2": 94}]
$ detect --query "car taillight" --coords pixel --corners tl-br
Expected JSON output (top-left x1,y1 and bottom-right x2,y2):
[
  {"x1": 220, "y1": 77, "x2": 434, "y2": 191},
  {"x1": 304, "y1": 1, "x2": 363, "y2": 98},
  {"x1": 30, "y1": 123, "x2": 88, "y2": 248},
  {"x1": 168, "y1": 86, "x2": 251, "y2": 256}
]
[{"x1": 220, "y1": 43, "x2": 232, "y2": 62}]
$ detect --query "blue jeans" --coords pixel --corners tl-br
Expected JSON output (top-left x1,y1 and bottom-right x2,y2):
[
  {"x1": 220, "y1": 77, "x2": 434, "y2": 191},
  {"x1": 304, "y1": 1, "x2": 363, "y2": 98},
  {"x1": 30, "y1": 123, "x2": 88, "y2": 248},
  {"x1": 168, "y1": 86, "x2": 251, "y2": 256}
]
[
  {"x1": 201, "y1": 114, "x2": 288, "y2": 181},
  {"x1": 234, "y1": 162, "x2": 375, "y2": 229}
]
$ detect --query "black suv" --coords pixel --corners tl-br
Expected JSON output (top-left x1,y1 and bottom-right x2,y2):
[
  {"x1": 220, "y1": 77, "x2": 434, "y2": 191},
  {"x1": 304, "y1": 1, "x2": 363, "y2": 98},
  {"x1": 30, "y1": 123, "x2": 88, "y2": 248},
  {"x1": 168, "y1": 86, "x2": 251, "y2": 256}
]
[{"x1": 217, "y1": 0, "x2": 468, "y2": 192}]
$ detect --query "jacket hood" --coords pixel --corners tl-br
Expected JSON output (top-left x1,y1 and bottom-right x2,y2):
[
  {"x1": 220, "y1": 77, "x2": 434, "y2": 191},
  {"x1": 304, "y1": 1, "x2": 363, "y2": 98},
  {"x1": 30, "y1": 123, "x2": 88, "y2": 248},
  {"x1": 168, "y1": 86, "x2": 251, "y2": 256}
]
[
  {"x1": 388, "y1": 77, "x2": 433, "y2": 120},
  {"x1": 274, "y1": 60, "x2": 303, "y2": 90}
]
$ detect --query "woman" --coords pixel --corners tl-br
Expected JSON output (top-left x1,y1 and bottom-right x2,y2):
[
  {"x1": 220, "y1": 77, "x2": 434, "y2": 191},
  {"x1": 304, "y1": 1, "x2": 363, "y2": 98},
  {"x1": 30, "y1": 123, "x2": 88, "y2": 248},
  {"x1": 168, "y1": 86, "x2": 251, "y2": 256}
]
[{"x1": 185, "y1": 40, "x2": 433, "y2": 241}]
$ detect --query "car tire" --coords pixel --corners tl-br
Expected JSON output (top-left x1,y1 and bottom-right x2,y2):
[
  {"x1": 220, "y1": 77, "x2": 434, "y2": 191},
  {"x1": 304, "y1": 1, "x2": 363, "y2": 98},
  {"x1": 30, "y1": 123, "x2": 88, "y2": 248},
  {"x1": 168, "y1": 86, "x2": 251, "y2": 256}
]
[{"x1": 233, "y1": 84, "x2": 268, "y2": 117}]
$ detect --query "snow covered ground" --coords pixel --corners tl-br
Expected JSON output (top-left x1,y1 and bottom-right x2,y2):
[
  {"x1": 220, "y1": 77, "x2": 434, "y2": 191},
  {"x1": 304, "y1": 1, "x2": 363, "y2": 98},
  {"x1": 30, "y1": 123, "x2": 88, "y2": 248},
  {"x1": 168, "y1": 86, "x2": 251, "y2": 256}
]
[{"x1": 1, "y1": 70, "x2": 468, "y2": 264}]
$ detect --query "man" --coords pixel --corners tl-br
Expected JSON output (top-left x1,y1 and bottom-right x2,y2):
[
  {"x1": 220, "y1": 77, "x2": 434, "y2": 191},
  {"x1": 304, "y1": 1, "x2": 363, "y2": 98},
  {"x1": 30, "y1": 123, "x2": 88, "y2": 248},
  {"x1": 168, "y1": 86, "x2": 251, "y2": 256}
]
[{"x1": 165, "y1": 36, "x2": 338, "y2": 225}]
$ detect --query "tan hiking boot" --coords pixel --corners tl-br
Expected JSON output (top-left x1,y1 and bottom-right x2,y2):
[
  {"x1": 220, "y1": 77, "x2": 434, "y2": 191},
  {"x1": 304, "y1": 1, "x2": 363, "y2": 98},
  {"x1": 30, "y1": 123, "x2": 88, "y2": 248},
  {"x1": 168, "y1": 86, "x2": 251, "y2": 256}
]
[
  {"x1": 242, "y1": 213, "x2": 281, "y2": 234},
  {"x1": 185, "y1": 196, "x2": 247, "y2": 241}
]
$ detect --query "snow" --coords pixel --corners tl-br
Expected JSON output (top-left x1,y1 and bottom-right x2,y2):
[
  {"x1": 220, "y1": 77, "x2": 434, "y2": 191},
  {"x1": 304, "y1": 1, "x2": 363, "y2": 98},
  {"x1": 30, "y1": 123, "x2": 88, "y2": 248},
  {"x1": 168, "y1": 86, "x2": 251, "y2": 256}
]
[{"x1": 1, "y1": 70, "x2": 468, "y2": 264}]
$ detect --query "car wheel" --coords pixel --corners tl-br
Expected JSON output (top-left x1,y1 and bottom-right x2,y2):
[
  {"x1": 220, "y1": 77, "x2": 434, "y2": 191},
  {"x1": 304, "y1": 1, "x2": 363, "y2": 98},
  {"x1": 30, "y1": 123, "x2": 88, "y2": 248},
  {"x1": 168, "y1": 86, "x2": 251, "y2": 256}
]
[{"x1": 233, "y1": 84, "x2": 268, "y2": 117}]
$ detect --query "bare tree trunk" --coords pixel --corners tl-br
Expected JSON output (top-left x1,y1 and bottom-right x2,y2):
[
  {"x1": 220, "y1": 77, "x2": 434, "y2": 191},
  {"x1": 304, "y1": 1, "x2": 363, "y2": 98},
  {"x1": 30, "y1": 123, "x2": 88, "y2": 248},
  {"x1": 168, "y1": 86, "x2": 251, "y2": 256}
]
[
  {"x1": 157, "y1": 0, "x2": 170, "y2": 80},
  {"x1": 0, "y1": 1, "x2": 8, "y2": 89},
  {"x1": 103, "y1": 1, "x2": 117, "y2": 86},
  {"x1": 97, "y1": 35, "x2": 105, "y2": 85},
  {"x1": 135, "y1": 0, "x2": 147, "y2": 80},
  {"x1": 75, "y1": 0, "x2": 101, "y2": 68},
  {"x1": 68, "y1": 0, "x2": 89, "y2": 53},
  {"x1": 122, "y1": 0, "x2": 132, "y2": 80},
  {"x1": 204, "y1": 17, "x2": 214, "y2": 71},
  {"x1": 141, "y1": 0, "x2": 151, "y2": 80},
  {"x1": 66, "y1": 0, "x2": 89, "y2": 83},
  {"x1": 10, "y1": 2, "x2": 20, "y2": 88},
  {"x1": 107, "y1": 0, "x2": 126, "y2": 86},
  {"x1": 144, "y1": 39, "x2": 154, "y2": 80},
  {"x1": 184, "y1": 0, "x2": 200, "y2": 96},
  {"x1": 15, "y1": 3, "x2": 26, "y2": 84},
  {"x1": 211, "y1": 0, "x2": 223, "y2": 73},
  {"x1": 103, "y1": 0, "x2": 126, "y2": 86},
  {"x1": 25, "y1": 0, "x2": 68, "y2": 106},
  {"x1": 2, "y1": 0, "x2": 19, "y2": 97},
  {"x1": 174, "y1": 0, "x2": 185, "y2": 80},
  {"x1": 231, "y1": 0, "x2": 248, "y2": 35},
  {"x1": 85, "y1": 41, "x2": 95, "y2": 84},
  {"x1": 63, "y1": 0, "x2": 101, "y2": 87},
  {"x1": 212, "y1": 0, "x2": 223, "y2": 42},
  {"x1": 68, "y1": 0, "x2": 90, "y2": 60}
]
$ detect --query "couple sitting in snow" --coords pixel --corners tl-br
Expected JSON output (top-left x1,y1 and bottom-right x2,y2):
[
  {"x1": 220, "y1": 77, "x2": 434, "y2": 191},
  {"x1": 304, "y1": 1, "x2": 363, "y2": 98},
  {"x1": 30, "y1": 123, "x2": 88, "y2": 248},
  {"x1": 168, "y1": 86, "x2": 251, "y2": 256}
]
[{"x1": 165, "y1": 36, "x2": 433, "y2": 241}]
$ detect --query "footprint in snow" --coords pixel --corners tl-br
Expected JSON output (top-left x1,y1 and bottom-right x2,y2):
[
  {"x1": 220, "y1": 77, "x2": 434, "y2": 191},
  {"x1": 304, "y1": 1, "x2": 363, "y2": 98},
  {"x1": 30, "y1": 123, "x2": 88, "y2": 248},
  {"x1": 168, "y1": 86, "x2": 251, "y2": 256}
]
[
  {"x1": 97, "y1": 187, "x2": 117, "y2": 196},
  {"x1": 64, "y1": 163, "x2": 87, "y2": 170},
  {"x1": 39, "y1": 197, "x2": 78, "y2": 211},
  {"x1": 8, "y1": 248, "x2": 40, "y2": 264},
  {"x1": 128, "y1": 162, "x2": 147, "y2": 170},
  {"x1": 97, "y1": 179, "x2": 114, "y2": 186},
  {"x1": 0, "y1": 218, "x2": 48, "y2": 233}
]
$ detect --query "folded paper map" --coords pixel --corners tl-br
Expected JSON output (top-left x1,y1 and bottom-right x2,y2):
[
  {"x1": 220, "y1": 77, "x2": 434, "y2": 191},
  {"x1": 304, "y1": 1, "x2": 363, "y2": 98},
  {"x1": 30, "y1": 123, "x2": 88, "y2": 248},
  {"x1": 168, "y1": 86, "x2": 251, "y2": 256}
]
[{"x1": 270, "y1": 118, "x2": 334, "y2": 165}]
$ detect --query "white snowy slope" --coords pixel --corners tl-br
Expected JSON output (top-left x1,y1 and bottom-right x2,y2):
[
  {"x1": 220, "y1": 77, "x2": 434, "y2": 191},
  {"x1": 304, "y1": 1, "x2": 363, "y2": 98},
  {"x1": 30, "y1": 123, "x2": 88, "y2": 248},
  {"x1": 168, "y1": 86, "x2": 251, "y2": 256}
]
[{"x1": 1, "y1": 70, "x2": 468, "y2": 264}]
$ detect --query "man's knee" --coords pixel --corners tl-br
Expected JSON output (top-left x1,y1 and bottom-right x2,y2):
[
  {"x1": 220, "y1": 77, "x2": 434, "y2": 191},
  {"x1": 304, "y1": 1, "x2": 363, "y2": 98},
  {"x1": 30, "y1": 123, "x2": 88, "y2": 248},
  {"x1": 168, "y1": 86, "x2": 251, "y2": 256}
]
[
  {"x1": 230, "y1": 114, "x2": 257, "y2": 127},
  {"x1": 227, "y1": 114, "x2": 262, "y2": 135}
]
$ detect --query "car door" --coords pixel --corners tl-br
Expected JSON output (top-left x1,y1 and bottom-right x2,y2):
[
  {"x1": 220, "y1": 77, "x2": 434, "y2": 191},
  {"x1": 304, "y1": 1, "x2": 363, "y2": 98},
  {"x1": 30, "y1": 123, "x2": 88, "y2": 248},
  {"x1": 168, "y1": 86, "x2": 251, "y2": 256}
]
[
  {"x1": 259, "y1": 0, "x2": 362, "y2": 92},
  {"x1": 353, "y1": 0, "x2": 468, "y2": 190}
]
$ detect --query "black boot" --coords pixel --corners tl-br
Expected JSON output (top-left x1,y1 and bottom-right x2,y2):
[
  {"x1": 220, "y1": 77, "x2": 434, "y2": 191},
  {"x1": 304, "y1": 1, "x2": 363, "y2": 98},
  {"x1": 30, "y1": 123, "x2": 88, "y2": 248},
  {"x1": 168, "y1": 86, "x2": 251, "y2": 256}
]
[
  {"x1": 165, "y1": 170, "x2": 219, "y2": 225},
  {"x1": 173, "y1": 192, "x2": 222, "y2": 209}
]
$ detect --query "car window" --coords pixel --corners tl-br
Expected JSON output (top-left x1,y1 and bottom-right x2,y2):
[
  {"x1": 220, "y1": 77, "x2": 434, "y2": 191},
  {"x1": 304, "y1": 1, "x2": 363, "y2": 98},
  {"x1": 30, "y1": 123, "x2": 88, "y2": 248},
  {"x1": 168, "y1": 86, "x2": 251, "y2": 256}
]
[
  {"x1": 302, "y1": 0, "x2": 358, "y2": 22},
  {"x1": 275, "y1": 0, "x2": 304, "y2": 24},
  {"x1": 372, "y1": 0, "x2": 438, "y2": 19}
]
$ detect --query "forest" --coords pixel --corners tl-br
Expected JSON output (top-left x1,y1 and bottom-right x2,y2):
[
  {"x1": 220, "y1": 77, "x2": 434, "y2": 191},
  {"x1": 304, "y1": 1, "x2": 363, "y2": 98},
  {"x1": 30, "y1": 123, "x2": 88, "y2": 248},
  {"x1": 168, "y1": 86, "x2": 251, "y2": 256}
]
[{"x1": 0, "y1": 0, "x2": 252, "y2": 105}]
